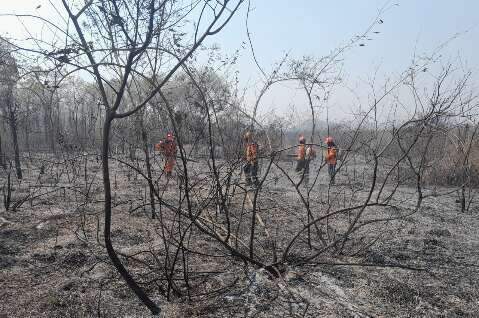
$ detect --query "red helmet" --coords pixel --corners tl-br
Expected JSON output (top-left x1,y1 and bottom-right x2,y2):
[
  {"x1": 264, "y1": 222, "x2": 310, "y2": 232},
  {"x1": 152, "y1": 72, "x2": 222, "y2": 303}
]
[{"x1": 325, "y1": 136, "x2": 333, "y2": 144}]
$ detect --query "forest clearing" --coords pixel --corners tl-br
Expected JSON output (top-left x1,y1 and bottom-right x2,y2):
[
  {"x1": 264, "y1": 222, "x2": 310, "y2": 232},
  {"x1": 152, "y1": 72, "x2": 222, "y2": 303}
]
[{"x1": 1, "y1": 0, "x2": 479, "y2": 317}]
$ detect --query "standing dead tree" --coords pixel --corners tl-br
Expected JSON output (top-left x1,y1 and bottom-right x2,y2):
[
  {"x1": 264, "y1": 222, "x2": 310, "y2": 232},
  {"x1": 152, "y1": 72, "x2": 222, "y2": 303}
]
[
  {"x1": 403, "y1": 64, "x2": 479, "y2": 212},
  {"x1": 0, "y1": 38, "x2": 22, "y2": 179},
  {"x1": 11, "y1": 0, "x2": 245, "y2": 314}
]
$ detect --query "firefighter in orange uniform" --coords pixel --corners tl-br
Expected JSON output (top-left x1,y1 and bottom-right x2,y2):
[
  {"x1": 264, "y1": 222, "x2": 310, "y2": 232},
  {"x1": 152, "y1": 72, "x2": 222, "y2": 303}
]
[
  {"x1": 157, "y1": 133, "x2": 177, "y2": 177},
  {"x1": 243, "y1": 131, "x2": 259, "y2": 186},
  {"x1": 325, "y1": 136, "x2": 337, "y2": 184},
  {"x1": 295, "y1": 135, "x2": 316, "y2": 186}
]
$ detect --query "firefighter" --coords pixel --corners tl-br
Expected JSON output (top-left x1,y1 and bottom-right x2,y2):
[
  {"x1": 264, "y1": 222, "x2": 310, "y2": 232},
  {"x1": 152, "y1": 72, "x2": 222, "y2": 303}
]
[
  {"x1": 325, "y1": 136, "x2": 337, "y2": 184},
  {"x1": 243, "y1": 131, "x2": 259, "y2": 186},
  {"x1": 295, "y1": 135, "x2": 316, "y2": 186},
  {"x1": 157, "y1": 132, "x2": 177, "y2": 177}
]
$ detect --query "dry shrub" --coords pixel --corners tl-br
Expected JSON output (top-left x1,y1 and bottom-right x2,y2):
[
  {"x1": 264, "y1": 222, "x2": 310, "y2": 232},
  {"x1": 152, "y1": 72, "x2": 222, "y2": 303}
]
[{"x1": 423, "y1": 141, "x2": 479, "y2": 187}]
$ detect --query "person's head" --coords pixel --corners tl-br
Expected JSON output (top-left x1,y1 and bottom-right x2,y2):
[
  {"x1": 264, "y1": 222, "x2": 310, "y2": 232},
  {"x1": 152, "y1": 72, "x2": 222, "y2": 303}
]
[
  {"x1": 166, "y1": 132, "x2": 174, "y2": 141},
  {"x1": 326, "y1": 136, "x2": 334, "y2": 146},
  {"x1": 299, "y1": 135, "x2": 306, "y2": 144},
  {"x1": 244, "y1": 131, "x2": 253, "y2": 142}
]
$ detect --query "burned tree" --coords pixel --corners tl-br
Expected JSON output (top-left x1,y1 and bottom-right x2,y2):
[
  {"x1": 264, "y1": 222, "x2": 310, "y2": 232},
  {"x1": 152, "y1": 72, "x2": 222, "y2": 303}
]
[
  {"x1": 9, "y1": 0, "x2": 247, "y2": 314},
  {"x1": 0, "y1": 38, "x2": 22, "y2": 179}
]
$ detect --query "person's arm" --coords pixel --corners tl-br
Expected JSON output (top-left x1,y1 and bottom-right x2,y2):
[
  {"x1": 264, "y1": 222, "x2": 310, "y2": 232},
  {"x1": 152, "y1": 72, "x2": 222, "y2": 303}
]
[{"x1": 300, "y1": 146, "x2": 306, "y2": 160}]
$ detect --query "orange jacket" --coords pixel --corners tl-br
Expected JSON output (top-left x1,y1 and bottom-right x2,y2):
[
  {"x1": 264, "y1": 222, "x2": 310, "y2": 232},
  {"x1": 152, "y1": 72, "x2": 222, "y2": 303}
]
[
  {"x1": 297, "y1": 144, "x2": 306, "y2": 160},
  {"x1": 245, "y1": 142, "x2": 258, "y2": 163},
  {"x1": 326, "y1": 147, "x2": 337, "y2": 165},
  {"x1": 157, "y1": 139, "x2": 177, "y2": 158}
]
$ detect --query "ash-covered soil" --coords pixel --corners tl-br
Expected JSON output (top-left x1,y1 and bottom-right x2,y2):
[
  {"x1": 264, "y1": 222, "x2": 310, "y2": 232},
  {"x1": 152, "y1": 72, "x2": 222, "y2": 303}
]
[{"x1": 1, "y1": 155, "x2": 478, "y2": 317}]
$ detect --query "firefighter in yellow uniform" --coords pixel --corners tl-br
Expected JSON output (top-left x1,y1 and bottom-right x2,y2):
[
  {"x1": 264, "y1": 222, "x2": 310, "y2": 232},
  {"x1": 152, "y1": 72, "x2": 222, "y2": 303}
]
[{"x1": 243, "y1": 131, "x2": 259, "y2": 187}]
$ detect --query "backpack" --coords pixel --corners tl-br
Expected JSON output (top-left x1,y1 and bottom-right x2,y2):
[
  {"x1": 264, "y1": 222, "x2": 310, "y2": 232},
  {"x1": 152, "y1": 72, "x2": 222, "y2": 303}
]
[{"x1": 306, "y1": 146, "x2": 316, "y2": 160}]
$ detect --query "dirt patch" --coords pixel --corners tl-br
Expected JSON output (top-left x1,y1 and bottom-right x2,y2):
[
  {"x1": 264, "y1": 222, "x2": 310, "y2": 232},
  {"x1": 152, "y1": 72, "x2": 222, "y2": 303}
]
[
  {"x1": 1, "y1": 159, "x2": 478, "y2": 317},
  {"x1": 32, "y1": 252, "x2": 57, "y2": 264},
  {"x1": 427, "y1": 228, "x2": 452, "y2": 237},
  {"x1": 111, "y1": 228, "x2": 145, "y2": 246},
  {"x1": 62, "y1": 251, "x2": 89, "y2": 268},
  {"x1": 376, "y1": 278, "x2": 421, "y2": 306}
]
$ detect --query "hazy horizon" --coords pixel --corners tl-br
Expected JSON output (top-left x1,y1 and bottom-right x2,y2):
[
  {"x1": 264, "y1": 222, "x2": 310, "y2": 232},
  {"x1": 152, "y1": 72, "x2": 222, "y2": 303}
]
[{"x1": 1, "y1": 0, "x2": 478, "y2": 125}]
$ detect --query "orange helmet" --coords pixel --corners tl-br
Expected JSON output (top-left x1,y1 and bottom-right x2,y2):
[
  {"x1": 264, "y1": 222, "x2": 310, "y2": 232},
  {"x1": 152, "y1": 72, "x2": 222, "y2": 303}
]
[
  {"x1": 298, "y1": 135, "x2": 306, "y2": 143},
  {"x1": 166, "y1": 132, "x2": 174, "y2": 140},
  {"x1": 325, "y1": 136, "x2": 333, "y2": 144}
]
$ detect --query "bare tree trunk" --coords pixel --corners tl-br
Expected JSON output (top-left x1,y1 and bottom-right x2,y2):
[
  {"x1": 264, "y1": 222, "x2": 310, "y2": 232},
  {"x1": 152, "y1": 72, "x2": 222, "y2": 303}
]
[
  {"x1": 3, "y1": 170, "x2": 11, "y2": 210},
  {"x1": 461, "y1": 183, "x2": 466, "y2": 212},
  {"x1": 129, "y1": 145, "x2": 136, "y2": 161},
  {"x1": 9, "y1": 117, "x2": 22, "y2": 179},
  {"x1": 7, "y1": 93, "x2": 22, "y2": 179},
  {"x1": 102, "y1": 113, "x2": 160, "y2": 315},
  {"x1": 43, "y1": 99, "x2": 56, "y2": 154},
  {"x1": 0, "y1": 131, "x2": 6, "y2": 169},
  {"x1": 24, "y1": 116, "x2": 30, "y2": 155},
  {"x1": 140, "y1": 118, "x2": 156, "y2": 218}
]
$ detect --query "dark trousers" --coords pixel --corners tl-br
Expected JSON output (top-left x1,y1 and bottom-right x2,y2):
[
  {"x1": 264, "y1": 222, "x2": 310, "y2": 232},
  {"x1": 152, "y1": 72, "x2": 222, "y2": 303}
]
[
  {"x1": 244, "y1": 161, "x2": 258, "y2": 185},
  {"x1": 328, "y1": 164, "x2": 336, "y2": 183},
  {"x1": 296, "y1": 159, "x2": 310, "y2": 186}
]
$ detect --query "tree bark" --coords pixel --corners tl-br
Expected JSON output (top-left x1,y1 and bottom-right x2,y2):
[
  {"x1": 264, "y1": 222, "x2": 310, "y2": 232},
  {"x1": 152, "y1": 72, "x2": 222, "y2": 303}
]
[
  {"x1": 24, "y1": 109, "x2": 30, "y2": 155},
  {"x1": 43, "y1": 98, "x2": 56, "y2": 154},
  {"x1": 0, "y1": 131, "x2": 6, "y2": 169},
  {"x1": 102, "y1": 112, "x2": 160, "y2": 315},
  {"x1": 7, "y1": 91, "x2": 22, "y2": 179},
  {"x1": 140, "y1": 118, "x2": 156, "y2": 218}
]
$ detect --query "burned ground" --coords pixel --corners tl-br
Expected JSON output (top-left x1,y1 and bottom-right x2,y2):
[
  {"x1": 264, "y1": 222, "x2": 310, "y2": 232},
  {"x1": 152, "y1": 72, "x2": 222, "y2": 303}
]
[{"x1": 1, "y1": 155, "x2": 478, "y2": 318}]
